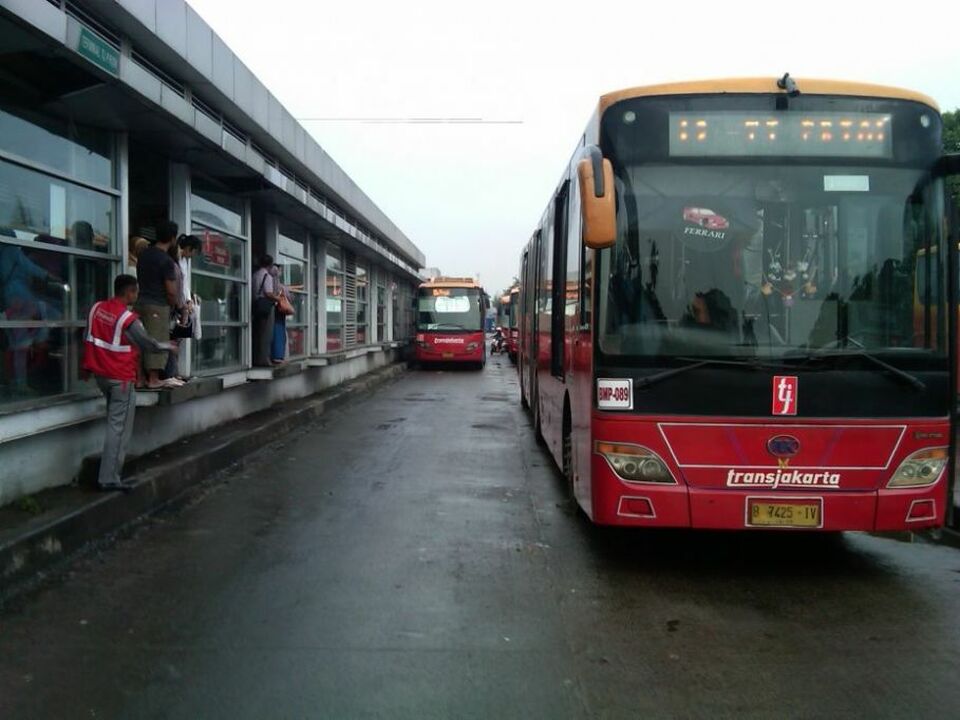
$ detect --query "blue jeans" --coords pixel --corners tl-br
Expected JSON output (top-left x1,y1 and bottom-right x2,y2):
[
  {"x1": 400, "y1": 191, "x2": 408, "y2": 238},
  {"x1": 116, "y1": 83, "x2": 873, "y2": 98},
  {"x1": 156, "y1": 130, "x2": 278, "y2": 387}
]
[{"x1": 271, "y1": 313, "x2": 286, "y2": 361}]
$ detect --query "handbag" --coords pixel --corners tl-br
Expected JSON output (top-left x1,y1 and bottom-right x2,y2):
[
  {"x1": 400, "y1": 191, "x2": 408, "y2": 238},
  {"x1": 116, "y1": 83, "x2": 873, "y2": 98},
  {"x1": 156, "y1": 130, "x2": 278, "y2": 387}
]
[
  {"x1": 171, "y1": 322, "x2": 193, "y2": 339},
  {"x1": 252, "y1": 272, "x2": 274, "y2": 320},
  {"x1": 276, "y1": 289, "x2": 294, "y2": 317}
]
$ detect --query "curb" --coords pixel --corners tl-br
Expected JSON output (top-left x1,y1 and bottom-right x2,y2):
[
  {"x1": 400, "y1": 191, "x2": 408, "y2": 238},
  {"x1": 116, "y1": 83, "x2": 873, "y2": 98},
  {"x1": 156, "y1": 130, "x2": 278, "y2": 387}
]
[{"x1": 0, "y1": 363, "x2": 406, "y2": 596}]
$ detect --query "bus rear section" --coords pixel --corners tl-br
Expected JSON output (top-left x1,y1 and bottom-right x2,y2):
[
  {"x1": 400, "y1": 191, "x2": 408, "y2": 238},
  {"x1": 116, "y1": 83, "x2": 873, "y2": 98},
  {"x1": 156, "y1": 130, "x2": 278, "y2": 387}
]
[{"x1": 413, "y1": 279, "x2": 487, "y2": 368}]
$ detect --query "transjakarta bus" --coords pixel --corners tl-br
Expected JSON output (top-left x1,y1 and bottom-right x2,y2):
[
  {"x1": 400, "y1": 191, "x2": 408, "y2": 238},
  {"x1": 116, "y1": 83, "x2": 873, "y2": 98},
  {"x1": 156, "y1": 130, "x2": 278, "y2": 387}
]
[
  {"x1": 414, "y1": 277, "x2": 488, "y2": 368},
  {"x1": 506, "y1": 286, "x2": 520, "y2": 361},
  {"x1": 496, "y1": 287, "x2": 521, "y2": 361},
  {"x1": 517, "y1": 76, "x2": 960, "y2": 531}
]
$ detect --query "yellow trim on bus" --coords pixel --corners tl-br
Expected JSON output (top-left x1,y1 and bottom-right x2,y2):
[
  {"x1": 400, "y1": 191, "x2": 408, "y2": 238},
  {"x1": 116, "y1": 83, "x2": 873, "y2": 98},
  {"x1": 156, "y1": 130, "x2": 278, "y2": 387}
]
[{"x1": 599, "y1": 78, "x2": 939, "y2": 115}]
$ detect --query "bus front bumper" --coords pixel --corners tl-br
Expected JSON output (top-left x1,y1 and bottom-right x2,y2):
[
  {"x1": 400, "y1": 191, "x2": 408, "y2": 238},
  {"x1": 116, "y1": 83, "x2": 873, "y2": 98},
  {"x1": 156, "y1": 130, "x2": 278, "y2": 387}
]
[{"x1": 590, "y1": 474, "x2": 947, "y2": 531}]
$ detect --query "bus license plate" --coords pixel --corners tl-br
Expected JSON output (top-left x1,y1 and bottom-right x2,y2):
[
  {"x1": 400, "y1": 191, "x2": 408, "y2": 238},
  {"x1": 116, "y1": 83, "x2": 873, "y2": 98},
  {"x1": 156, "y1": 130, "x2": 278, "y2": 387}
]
[
  {"x1": 442, "y1": 352, "x2": 454, "y2": 359},
  {"x1": 747, "y1": 500, "x2": 821, "y2": 528}
]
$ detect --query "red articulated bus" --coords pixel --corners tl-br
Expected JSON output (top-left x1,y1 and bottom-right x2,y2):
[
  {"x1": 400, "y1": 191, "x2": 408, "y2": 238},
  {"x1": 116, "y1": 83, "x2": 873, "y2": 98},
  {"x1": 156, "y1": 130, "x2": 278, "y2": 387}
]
[
  {"x1": 413, "y1": 277, "x2": 488, "y2": 369},
  {"x1": 507, "y1": 286, "x2": 520, "y2": 362},
  {"x1": 518, "y1": 77, "x2": 960, "y2": 531}
]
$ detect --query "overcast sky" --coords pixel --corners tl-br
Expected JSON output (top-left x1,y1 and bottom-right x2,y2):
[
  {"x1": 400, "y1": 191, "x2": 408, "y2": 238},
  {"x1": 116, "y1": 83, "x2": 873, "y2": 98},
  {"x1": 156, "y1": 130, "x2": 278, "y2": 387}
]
[{"x1": 188, "y1": 0, "x2": 960, "y2": 295}]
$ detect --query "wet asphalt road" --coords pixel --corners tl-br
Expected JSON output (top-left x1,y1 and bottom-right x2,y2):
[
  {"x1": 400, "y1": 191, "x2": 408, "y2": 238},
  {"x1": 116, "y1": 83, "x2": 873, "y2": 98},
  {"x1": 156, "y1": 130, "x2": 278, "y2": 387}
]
[{"x1": 2, "y1": 356, "x2": 960, "y2": 719}]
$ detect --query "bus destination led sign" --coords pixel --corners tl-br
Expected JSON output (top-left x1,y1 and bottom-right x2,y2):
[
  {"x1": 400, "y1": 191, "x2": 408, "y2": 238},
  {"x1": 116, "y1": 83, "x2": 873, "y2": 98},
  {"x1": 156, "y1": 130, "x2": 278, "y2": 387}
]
[{"x1": 669, "y1": 112, "x2": 893, "y2": 159}]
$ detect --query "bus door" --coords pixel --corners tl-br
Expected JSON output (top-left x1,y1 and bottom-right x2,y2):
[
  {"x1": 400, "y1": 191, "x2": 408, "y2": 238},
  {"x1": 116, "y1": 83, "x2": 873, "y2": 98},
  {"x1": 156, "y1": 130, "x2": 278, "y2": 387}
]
[{"x1": 529, "y1": 230, "x2": 542, "y2": 408}]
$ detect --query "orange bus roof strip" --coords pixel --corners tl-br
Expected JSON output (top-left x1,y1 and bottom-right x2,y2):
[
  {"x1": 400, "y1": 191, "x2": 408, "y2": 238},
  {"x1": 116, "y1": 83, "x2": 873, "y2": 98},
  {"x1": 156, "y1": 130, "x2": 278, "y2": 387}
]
[{"x1": 598, "y1": 78, "x2": 940, "y2": 115}]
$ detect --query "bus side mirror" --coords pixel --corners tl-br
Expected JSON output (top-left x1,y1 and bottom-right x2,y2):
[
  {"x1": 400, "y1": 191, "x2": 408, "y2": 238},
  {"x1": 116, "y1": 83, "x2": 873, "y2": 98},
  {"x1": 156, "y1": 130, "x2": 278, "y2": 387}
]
[{"x1": 577, "y1": 146, "x2": 616, "y2": 250}]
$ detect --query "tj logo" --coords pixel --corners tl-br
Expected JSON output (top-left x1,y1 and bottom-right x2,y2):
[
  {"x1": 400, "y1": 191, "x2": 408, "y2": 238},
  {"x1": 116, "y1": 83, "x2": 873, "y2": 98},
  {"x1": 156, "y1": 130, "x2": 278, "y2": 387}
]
[{"x1": 772, "y1": 376, "x2": 798, "y2": 416}]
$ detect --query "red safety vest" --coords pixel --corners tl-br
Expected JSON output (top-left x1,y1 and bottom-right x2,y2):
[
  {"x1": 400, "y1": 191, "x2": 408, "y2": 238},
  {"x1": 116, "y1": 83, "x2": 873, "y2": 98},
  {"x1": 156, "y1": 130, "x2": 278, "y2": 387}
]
[{"x1": 82, "y1": 298, "x2": 140, "y2": 382}]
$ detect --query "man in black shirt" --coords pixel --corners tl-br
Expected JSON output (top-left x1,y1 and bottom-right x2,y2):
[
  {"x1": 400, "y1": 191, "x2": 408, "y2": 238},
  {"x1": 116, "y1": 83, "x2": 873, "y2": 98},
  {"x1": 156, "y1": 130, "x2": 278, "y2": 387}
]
[{"x1": 136, "y1": 221, "x2": 182, "y2": 389}]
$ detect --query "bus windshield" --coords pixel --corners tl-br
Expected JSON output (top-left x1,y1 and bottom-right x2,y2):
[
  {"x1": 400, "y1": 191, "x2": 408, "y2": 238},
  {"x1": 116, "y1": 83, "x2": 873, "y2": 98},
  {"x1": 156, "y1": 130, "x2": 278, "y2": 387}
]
[
  {"x1": 418, "y1": 287, "x2": 483, "y2": 331},
  {"x1": 598, "y1": 99, "x2": 948, "y2": 367}
]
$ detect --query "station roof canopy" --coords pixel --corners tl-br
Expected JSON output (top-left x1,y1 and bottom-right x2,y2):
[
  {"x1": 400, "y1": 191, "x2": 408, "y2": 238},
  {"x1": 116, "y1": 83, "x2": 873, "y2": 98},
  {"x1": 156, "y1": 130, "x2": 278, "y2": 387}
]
[{"x1": 1, "y1": 0, "x2": 425, "y2": 277}]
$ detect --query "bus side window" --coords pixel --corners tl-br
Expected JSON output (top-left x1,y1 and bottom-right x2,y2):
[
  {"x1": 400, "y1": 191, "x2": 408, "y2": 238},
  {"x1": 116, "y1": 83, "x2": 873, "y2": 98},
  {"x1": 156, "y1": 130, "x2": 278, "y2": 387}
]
[{"x1": 567, "y1": 173, "x2": 581, "y2": 323}]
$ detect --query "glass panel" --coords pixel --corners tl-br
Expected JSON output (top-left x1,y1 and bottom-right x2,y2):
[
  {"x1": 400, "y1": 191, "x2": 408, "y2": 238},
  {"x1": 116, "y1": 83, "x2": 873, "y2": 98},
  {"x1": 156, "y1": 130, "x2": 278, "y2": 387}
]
[
  {"x1": 279, "y1": 233, "x2": 305, "y2": 259},
  {"x1": 192, "y1": 227, "x2": 244, "y2": 277},
  {"x1": 392, "y1": 288, "x2": 400, "y2": 338},
  {"x1": 278, "y1": 255, "x2": 305, "y2": 290},
  {"x1": 289, "y1": 290, "x2": 307, "y2": 325},
  {"x1": 1, "y1": 242, "x2": 105, "y2": 322},
  {"x1": 0, "y1": 242, "x2": 111, "y2": 407},
  {"x1": 0, "y1": 326, "x2": 96, "y2": 405},
  {"x1": 191, "y1": 190, "x2": 244, "y2": 237},
  {"x1": 326, "y1": 270, "x2": 343, "y2": 332},
  {"x1": 192, "y1": 326, "x2": 242, "y2": 373},
  {"x1": 74, "y1": 257, "x2": 112, "y2": 319},
  {"x1": 192, "y1": 274, "x2": 242, "y2": 322},
  {"x1": 326, "y1": 246, "x2": 343, "y2": 272},
  {"x1": 287, "y1": 327, "x2": 305, "y2": 357},
  {"x1": 598, "y1": 163, "x2": 946, "y2": 362},
  {"x1": 416, "y1": 287, "x2": 483, "y2": 331},
  {"x1": 357, "y1": 324, "x2": 367, "y2": 345},
  {"x1": 326, "y1": 325, "x2": 342, "y2": 352},
  {"x1": 0, "y1": 161, "x2": 114, "y2": 252},
  {"x1": 0, "y1": 107, "x2": 113, "y2": 187}
]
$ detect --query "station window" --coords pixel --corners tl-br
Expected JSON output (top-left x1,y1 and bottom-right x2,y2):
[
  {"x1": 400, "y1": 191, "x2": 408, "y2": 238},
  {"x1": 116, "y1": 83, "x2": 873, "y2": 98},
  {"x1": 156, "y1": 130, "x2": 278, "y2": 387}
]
[
  {"x1": 326, "y1": 245, "x2": 344, "y2": 352},
  {"x1": 0, "y1": 100, "x2": 117, "y2": 409},
  {"x1": 190, "y1": 182, "x2": 248, "y2": 375},
  {"x1": 278, "y1": 229, "x2": 308, "y2": 358},
  {"x1": 356, "y1": 264, "x2": 369, "y2": 345},
  {"x1": 376, "y1": 273, "x2": 386, "y2": 342},
  {"x1": 392, "y1": 280, "x2": 400, "y2": 342}
]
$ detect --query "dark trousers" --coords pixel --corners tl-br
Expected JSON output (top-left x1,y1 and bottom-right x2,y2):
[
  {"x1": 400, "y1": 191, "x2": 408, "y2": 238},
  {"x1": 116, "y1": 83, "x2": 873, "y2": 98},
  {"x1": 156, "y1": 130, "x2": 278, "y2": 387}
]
[{"x1": 253, "y1": 304, "x2": 275, "y2": 367}]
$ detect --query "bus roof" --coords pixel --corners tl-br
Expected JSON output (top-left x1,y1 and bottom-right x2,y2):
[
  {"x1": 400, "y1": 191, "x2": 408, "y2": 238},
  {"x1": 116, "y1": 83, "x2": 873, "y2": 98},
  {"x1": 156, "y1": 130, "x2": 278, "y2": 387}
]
[
  {"x1": 420, "y1": 276, "x2": 481, "y2": 289},
  {"x1": 599, "y1": 78, "x2": 940, "y2": 115}
]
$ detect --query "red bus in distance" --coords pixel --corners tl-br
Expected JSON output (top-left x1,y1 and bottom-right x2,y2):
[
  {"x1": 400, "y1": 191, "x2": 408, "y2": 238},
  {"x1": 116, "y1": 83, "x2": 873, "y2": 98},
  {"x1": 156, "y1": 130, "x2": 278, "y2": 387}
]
[{"x1": 413, "y1": 277, "x2": 488, "y2": 369}]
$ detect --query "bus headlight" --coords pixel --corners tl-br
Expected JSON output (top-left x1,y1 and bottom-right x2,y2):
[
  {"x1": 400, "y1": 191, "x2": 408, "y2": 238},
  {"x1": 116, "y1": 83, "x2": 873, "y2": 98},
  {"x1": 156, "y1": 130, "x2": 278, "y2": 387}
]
[
  {"x1": 595, "y1": 442, "x2": 676, "y2": 484},
  {"x1": 887, "y1": 448, "x2": 947, "y2": 488},
  {"x1": 466, "y1": 342, "x2": 479, "y2": 351}
]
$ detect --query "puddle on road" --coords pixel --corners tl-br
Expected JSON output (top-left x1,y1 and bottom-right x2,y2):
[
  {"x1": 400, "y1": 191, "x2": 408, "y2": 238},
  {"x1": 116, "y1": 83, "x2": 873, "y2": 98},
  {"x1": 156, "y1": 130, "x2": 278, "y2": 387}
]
[{"x1": 470, "y1": 423, "x2": 510, "y2": 431}]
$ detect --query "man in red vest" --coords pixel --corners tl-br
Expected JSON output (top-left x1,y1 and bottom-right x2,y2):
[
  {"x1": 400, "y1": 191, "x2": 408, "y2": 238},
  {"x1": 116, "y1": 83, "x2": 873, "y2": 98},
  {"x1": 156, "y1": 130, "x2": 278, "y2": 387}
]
[{"x1": 83, "y1": 275, "x2": 178, "y2": 490}]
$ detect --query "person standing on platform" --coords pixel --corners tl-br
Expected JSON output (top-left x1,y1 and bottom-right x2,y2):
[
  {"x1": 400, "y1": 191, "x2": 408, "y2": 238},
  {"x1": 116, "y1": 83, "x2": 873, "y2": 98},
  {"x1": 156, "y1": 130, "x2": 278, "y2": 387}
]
[
  {"x1": 252, "y1": 255, "x2": 278, "y2": 367},
  {"x1": 136, "y1": 222, "x2": 182, "y2": 388},
  {"x1": 270, "y1": 263, "x2": 289, "y2": 364},
  {"x1": 82, "y1": 275, "x2": 178, "y2": 490},
  {"x1": 162, "y1": 234, "x2": 202, "y2": 383}
]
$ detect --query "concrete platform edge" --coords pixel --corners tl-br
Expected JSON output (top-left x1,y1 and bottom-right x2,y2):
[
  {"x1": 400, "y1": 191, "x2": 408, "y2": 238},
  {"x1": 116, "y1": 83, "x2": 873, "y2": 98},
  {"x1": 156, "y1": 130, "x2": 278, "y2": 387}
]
[{"x1": 0, "y1": 363, "x2": 406, "y2": 598}]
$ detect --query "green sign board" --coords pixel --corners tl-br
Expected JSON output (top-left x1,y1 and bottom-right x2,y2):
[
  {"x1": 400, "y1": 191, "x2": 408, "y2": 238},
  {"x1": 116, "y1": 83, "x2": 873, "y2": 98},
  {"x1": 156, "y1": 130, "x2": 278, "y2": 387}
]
[{"x1": 76, "y1": 27, "x2": 119, "y2": 77}]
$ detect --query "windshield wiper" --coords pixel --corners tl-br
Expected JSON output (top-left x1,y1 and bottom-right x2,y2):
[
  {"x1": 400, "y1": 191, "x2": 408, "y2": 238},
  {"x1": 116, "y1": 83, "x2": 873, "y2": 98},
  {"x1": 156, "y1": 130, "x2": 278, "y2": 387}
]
[
  {"x1": 801, "y1": 348, "x2": 926, "y2": 391},
  {"x1": 637, "y1": 357, "x2": 780, "y2": 390}
]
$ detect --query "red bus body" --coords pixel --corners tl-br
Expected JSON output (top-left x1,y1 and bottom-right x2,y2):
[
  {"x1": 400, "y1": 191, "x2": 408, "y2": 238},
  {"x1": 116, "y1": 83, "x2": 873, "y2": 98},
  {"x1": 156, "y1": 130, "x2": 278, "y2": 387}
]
[
  {"x1": 414, "y1": 278, "x2": 487, "y2": 367},
  {"x1": 518, "y1": 79, "x2": 957, "y2": 532},
  {"x1": 506, "y1": 287, "x2": 519, "y2": 361}
]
